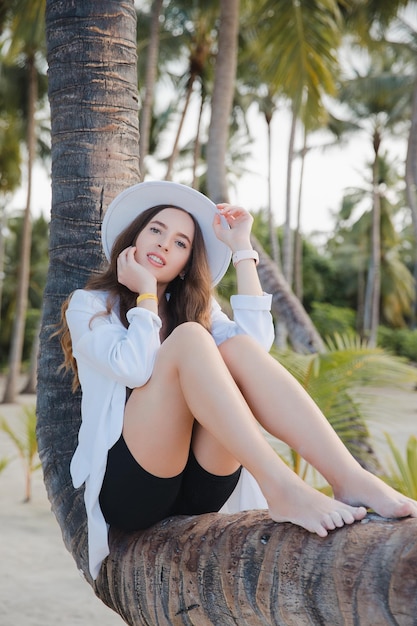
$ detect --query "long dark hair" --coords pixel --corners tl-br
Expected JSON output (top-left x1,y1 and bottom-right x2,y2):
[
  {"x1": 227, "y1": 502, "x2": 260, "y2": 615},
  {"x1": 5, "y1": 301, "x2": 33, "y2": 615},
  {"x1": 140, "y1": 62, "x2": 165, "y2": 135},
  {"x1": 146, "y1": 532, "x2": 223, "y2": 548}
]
[{"x1": 58, "y1": 205, "x2": 213, "y2": 389}]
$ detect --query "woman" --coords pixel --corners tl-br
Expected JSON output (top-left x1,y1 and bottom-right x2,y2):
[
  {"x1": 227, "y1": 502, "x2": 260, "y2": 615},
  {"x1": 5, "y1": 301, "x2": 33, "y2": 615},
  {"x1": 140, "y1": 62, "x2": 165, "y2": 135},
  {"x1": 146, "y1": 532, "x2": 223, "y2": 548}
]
[{"x1": 60, "y1": 180, "x2": 417, "y2": 580}]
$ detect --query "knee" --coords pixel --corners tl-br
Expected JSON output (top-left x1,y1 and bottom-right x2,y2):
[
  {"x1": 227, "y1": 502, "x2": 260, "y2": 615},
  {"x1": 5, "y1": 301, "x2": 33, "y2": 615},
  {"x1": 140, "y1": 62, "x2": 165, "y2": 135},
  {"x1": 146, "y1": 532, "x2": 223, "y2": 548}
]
[
  {"x1": 167, "y1": 322, "x2": 214, "y2": 348},
  {"x1": 218, "y1": 333, "x2": 257, "y2": 360}
]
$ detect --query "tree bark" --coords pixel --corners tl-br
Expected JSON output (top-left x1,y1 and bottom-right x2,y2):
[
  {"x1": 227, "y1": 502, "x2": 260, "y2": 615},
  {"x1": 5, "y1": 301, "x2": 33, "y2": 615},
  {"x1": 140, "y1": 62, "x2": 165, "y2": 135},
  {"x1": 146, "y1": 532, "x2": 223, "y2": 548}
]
[
  {"x1": 139, "y1": 0, "x2": 163, "y2": 178},
  {"x1": 363, "y1": 145, "x2": 381, "y2": 347},
  {"x1": 37, "y1": 0, "x2": 139, "y2": 598},
  {"x1": 206, "y1": 0, "x2": 240, "y2": 203},
  {"x1": 405, "y1": 70, "x2": 417, "y2": 327},
  {"x1": 282, "y1": 106, "x2": 296, "y2": 287},
  {"x1": 94, "y1": 511, "x2": 417, "y2": 626}
]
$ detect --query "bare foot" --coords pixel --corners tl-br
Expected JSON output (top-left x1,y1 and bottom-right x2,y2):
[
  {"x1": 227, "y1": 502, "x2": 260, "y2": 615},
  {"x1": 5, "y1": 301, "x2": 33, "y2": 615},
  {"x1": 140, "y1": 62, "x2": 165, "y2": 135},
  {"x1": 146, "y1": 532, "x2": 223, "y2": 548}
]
[
  {"x1": 333, "y1": 467, "x2": 417, "y2": 519},
  {"x1": 267, "y1": 479, "x2": 367, "y2": 537}
]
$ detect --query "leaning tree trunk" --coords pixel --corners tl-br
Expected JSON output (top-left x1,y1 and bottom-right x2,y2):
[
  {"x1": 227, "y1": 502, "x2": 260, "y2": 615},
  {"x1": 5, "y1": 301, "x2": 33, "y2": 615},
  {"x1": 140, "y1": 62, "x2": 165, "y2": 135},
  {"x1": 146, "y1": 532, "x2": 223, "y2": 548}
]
[
  {"x1": 37, "y1": 0, "x2": 140, "y2": 595},
  {"x1": 37, "y1": 3, "x2": 417, "y2": 625},
  {"x1": 94, "y1": 512, "x2": 417, "y2": 625}
]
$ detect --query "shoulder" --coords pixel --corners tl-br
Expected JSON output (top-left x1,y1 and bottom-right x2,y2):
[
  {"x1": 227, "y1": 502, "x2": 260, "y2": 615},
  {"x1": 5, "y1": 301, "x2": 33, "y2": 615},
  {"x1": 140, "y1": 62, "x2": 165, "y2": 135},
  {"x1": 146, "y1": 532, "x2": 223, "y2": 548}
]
[{"x1": 68, "y1": 289, "x2": 111, "y2": 313}]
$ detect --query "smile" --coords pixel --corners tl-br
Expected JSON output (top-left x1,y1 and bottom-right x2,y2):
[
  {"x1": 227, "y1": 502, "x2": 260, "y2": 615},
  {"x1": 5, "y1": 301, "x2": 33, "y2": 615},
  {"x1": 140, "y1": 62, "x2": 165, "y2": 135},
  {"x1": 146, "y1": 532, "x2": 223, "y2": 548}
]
[{"x1": 147, "y1": 253, "x2": 165, "y2": 266}]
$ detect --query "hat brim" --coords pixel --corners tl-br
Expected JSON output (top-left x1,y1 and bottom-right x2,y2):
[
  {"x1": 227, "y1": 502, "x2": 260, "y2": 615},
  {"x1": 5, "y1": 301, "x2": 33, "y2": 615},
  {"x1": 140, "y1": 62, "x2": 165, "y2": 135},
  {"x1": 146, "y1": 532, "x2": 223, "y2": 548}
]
[{"x1": 102, "y1": 181, "x2": 231, "y2": 286}]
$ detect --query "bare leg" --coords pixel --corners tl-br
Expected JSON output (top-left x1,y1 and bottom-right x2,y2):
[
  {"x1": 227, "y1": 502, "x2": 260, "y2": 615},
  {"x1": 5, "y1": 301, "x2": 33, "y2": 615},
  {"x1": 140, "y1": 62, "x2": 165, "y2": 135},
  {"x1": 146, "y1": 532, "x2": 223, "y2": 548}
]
[
  {"x1": 123, "y1": 322, "x2": 369, "y2": 537},
  {"x1": 218, "y1": 334, "x2": 417, "y2": 520}
]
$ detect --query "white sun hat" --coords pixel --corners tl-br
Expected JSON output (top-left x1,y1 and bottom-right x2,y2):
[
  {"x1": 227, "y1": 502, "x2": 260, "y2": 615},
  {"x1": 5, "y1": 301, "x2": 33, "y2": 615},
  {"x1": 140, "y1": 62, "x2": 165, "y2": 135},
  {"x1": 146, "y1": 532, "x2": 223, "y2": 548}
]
[{"x1": 102, "y1": 180, "x2": 231, "y2": 286}]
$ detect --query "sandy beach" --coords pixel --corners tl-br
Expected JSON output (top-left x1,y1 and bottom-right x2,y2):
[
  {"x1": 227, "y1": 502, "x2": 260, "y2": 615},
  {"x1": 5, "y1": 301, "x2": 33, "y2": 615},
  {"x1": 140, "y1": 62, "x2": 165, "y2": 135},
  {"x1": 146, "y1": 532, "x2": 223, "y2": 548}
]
[
  {"x1": 0, "y1": 383, "x2": 416, "y2": 626},
  {"x1": 0, "y1": 393, "x2": 123, "y2": 626}
]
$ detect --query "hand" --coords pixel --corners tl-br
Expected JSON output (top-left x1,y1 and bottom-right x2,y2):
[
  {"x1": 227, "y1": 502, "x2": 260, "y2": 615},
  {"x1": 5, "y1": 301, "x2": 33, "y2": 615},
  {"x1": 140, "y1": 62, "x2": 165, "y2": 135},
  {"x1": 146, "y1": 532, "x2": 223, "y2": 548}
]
[
  {"x1": 117, "y1": 246, "x2": 156, "y2": 294},
  {"x1": 213, "y1": 204, "x2": 253, "y2": 252}
]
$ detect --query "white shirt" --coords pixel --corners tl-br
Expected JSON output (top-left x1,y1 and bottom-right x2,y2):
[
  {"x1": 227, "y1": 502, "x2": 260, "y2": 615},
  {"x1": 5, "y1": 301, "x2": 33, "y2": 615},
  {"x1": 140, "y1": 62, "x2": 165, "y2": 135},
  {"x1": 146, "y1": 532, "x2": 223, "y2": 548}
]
[{"x1": 67, "y1": 288, "x2": 274, "y2": 579}]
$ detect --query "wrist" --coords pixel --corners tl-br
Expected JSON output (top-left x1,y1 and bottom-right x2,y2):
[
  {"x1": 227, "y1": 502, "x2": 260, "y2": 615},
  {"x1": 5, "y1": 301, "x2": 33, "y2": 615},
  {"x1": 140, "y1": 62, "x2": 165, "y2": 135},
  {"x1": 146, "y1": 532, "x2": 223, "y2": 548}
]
[
  {"x1": 231, "y1": 240, "x2": 253, "y2": 254},
  {"x1": 137, "y1": 281, "x2": 157, "y2": 295},
  {"x1": 232, "y1": 249, "x2": 259, "y2": 267},
  {"x1": 136, "y1": 292, "x2": 158, "y2": 306}
]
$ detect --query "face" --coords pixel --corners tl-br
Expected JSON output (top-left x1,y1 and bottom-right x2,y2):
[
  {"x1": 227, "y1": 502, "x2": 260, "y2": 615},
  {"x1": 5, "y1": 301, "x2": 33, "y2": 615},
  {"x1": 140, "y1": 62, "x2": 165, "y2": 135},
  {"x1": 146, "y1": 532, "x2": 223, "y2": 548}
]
[{"x1": 134, "y1": 207, "x2": 195, "y2": 287}]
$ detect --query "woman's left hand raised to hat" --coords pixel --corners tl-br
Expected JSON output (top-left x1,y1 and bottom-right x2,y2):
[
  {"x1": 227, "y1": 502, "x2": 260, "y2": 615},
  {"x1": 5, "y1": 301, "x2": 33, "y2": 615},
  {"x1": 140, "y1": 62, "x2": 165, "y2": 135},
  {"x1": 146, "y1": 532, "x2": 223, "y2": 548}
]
[{"x1": 213, "y1": 204, "x2": 253, "y2": 252}]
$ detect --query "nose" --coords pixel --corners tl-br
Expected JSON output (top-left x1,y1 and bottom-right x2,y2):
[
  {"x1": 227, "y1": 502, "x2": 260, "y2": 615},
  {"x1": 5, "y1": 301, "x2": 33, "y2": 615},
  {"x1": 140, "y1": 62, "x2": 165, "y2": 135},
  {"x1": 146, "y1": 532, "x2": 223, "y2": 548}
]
[{"x1": 157, "y1": 240, "x2": 169, "y2": 252}]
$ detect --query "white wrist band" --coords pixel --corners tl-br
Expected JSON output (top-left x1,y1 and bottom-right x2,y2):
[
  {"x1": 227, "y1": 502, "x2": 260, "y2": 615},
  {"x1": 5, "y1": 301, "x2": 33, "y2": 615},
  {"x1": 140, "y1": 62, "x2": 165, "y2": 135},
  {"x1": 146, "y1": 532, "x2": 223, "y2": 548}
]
[{"x1": 232, "y1": 249, "x2": 259, "y2": 267}]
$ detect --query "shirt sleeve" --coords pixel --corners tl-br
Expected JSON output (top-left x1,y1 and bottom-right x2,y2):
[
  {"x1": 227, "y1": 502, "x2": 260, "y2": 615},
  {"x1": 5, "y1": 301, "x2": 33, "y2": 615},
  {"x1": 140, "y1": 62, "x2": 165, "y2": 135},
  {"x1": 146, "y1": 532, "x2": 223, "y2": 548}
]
[
  {"x1": 66, "y1": 289, "x2": 162, "y2": 389},
  {"x1": 210, "y1": 293, "x2": 274, "y2": 351}
]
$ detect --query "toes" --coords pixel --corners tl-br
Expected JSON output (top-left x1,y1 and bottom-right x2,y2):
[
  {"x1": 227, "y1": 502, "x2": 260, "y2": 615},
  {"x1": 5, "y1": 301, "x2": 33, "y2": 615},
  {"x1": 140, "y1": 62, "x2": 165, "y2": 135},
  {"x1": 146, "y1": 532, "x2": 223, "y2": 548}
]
[
  {"x1": 351, "y1": 506, "x2": 367, "y2": 521},
  {"x1": 332, "y1": 512, "x2": 345, "y2": 528},
  {"x1": 321, "y1": 514, "x2": 336, "y2": 531}
]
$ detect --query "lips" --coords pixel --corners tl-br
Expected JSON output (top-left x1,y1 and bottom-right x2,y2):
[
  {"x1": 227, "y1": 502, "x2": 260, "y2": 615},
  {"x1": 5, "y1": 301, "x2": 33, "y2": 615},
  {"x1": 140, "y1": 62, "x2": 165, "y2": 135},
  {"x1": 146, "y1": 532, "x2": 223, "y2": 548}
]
[{"x1": 147, "y1": 253, "x2": 165, "y2": 267}]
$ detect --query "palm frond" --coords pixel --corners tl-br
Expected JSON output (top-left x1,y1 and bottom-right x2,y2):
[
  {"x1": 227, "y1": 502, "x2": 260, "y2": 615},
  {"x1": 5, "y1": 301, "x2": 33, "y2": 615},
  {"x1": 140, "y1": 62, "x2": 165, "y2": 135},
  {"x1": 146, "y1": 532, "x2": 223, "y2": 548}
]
[
  {"x1": 384, "y1": 434, "x2": 417, "y2": 498},
  {"x1": 272, "y1": 337, "x2": 417, "y2": 472}
]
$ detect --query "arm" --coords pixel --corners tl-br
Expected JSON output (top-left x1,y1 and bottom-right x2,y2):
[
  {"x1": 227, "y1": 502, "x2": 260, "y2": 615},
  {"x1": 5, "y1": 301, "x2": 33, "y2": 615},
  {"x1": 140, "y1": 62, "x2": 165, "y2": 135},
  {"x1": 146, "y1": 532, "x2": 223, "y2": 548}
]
[
  {"x1": 214, "y1": 204, "x2": 262, "y2": 296},
  {"x1": 210, "y1": 296, "x2": 274, "y2": 351},
  {"x1": 66, "y1": 290, "x2": 162, "y2": 389},
  {"x1": 211, "y1": 203, "x2": 274, "y2": 349}
]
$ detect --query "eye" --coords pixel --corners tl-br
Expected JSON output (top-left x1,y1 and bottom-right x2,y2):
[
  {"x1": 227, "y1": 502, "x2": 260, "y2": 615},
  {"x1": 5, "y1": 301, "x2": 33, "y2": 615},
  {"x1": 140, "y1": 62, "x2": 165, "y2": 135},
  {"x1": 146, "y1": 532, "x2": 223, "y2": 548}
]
[
  {"x1": 176, "y1": 240, "x2": 187, "y2": 249},
  {"x1": 150, "y1": 226, "x2": 161, "y2": 234}
]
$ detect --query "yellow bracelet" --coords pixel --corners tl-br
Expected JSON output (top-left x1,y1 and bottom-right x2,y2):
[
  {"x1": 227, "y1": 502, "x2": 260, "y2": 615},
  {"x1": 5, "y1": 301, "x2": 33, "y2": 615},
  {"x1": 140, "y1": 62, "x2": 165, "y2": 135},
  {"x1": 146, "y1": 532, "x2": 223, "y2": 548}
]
[{"x1": 136, "y1": 293, "x2": 158, "y2": 306}]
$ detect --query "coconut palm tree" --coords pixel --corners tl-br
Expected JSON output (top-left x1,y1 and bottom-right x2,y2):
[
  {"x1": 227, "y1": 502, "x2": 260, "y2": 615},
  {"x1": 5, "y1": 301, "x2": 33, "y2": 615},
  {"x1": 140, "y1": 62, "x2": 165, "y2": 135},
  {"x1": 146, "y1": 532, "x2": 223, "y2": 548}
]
[
  {"x1": 0, "y1": 213, "x2": 48, "y2": 370},
  {"x1": 36, "y1": 2, "x2": 417, "y2": 621},
  {"x1": 327, "y1": 153, "x2": 414, "y2": 333},
  {"x1": 1, "y1": 0, "x2": 47, "y2": 403},
  {"x1": 337, "y1": 51, "x2": 412, "y2": 344},
  {"x1": 164, "y1": 3, "x2": 217, "y2": 180},
  {"x1": 251, "y1": 0, "x2": 343, "y2": 286}
]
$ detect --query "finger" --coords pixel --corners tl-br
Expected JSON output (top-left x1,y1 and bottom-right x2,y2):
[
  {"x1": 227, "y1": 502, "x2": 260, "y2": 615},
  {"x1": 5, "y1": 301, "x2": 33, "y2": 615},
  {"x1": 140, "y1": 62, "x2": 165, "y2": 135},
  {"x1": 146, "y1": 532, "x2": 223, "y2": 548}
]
[{"x1": 212, "y1": 213, "x2": 224, "y2": 236}]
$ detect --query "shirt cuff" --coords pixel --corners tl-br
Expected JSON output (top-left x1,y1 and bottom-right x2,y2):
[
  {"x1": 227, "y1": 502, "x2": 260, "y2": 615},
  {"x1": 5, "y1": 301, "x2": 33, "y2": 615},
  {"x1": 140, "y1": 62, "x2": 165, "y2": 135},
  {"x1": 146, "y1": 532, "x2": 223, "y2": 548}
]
[
  {"x1": 230, "y1": 293, "x2": 272, "y2": 310},
  {"x1": 126, "y1": 306, "x2": 162, "y2": 327}
]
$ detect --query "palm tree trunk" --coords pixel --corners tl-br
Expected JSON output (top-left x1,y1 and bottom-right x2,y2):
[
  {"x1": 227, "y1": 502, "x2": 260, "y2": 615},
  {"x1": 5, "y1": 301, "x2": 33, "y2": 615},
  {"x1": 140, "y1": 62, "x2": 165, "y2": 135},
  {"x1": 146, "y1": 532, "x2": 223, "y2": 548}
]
[
  {"x1": 0, "y1": 205, "x2": 7, "y2": 328},
  {"x1": 206, "y1": 0, "x2": 240, "y2": 203},
  {"x1": 165, "y1": 75, "x2": 196, "y2": 181},
  {"x1": 192, "y1": 89, "x2": 205, "y2": 189},
  {"x1": 21, "y1": 316, "x2": 40, "y2": 394},
  {"x1": 37, "y1": 0, "x2": 140, "y2": 584},
  {"x1": 283, "y1": 106, "x2": 296, "y2": 286},
  {"x1": 266, "y1": 110, "x2": 281, "y2": 267},
  {"x1": 294, "y1": 133, "x2": 307, "y2": 302},
  {"x1": 94, "y1": 512, "x2": 417, "y2": 625},
  {"x1": 405, "y1": 70, "x2": 417, "y2": 328},
  {"x1": 139, "y1": 0, "x2": 163, "y2": 178},
  {"x1": 2, "y1": 53, "x2": 36, "y2": 403},
  {"x1": 363, "y1": 147, "x2": 381, "y2": 347}
]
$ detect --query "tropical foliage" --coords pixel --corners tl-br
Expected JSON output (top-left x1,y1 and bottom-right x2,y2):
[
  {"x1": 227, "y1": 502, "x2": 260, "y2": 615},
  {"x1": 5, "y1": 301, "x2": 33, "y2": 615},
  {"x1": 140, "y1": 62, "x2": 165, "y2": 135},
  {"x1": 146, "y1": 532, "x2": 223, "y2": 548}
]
[
  {"x1": 384, "y1": 433, "x2": 417, "y2": 498},
  {"x1": 0, "y1": 404, "x2": 40, "y2": 501},
  {"x1": 273, "y1": 333, "x2": 417, "y2": 479}
]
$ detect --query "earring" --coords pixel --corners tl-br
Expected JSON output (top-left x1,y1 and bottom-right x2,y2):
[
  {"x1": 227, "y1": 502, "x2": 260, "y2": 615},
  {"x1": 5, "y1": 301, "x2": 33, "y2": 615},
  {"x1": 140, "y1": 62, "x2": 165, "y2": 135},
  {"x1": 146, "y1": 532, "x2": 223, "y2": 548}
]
[{"x1": 179, "y1": 271, "x2": 185, "y2": 280}]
